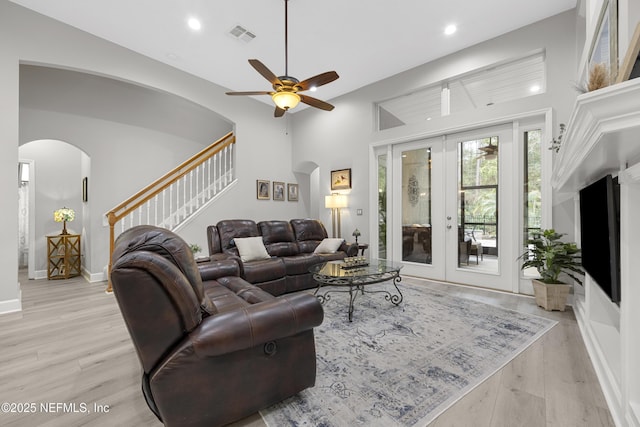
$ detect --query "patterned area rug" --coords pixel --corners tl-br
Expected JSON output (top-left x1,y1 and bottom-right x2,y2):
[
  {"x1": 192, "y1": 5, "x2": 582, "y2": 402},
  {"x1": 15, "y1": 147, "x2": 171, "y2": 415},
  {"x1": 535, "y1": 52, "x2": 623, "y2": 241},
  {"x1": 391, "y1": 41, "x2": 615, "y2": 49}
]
[{"x1": 261, "y1": 280, "x2": 556, "y2": 427}]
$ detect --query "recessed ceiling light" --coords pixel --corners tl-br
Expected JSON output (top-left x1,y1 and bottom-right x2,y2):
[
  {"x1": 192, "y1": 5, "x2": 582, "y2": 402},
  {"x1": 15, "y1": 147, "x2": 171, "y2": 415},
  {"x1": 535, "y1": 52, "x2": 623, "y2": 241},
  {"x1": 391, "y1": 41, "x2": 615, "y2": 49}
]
[
  {"x1": 530, "y1": 84, "x2": 541, "y2": 93},
  {"x1": 309, "y1": 86, "x2": 317, "y2": 92},
  {"x1": 444, "y1": 24, "x2": 457, "y2": 35},
  {"x1": 188, "y1": 17, "x2": 202, "y2": 31}
]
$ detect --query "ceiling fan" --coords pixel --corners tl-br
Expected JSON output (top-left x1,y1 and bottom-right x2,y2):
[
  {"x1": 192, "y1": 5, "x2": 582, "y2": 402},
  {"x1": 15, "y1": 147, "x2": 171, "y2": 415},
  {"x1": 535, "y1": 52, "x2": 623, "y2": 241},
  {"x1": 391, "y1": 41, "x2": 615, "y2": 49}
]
[
  {"x1": 225, "y1": 0, "x2": 339, "y2": 117},
  {"x1": 477, "y1": 140, "x2": 498, "y2": 160}
]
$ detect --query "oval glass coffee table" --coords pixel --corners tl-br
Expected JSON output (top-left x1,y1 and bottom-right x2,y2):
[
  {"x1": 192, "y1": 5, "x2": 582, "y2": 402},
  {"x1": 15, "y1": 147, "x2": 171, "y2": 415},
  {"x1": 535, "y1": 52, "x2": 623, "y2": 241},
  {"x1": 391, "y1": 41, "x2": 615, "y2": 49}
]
[{"x1": 309, "y1": 259, "x2": 403, "y2": 322}]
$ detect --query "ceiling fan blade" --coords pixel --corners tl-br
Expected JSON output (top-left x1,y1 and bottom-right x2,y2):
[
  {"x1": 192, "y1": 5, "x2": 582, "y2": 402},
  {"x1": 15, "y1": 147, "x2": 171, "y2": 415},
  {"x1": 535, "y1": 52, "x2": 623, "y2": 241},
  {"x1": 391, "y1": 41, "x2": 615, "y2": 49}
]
[
  {"x1": 296, "y1": 71, "x2": 339, "y2": 91},
  {"x1": 249, "y1": 59, "x2": 281, "y2": 86},
  {"x1": 225, "y1": 91, "x2": 273, "y2": 96},
  {"x1": 299, "y1": 94, "x2": 334, "y2": 111},
  {"x1": 274, "y1": 106, "x2": 286, "y2": 117}
]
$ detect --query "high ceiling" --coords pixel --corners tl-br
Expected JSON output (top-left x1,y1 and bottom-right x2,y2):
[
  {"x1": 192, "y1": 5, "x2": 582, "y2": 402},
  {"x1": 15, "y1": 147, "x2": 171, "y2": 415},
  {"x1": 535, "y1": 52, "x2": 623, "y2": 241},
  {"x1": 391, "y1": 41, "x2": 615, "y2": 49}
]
[{"x1": 11, "y1": 0, "x2": 577, "y2": 109}]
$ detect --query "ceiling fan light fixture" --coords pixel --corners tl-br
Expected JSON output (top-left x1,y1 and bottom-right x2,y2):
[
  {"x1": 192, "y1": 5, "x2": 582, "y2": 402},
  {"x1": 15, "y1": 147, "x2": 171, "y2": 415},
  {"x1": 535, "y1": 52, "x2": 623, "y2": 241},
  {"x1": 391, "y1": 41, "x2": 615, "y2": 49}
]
[{"x1": 272, "y1": 91, "x2": 300, "y2": 110}]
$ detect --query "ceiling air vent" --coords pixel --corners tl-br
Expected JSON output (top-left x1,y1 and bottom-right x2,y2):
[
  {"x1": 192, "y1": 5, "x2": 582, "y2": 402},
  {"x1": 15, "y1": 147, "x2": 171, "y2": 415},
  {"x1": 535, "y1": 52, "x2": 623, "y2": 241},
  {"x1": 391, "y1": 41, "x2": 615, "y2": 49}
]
[{"x1": 228, "y1": 25, "x2": 256, "y2": 43}]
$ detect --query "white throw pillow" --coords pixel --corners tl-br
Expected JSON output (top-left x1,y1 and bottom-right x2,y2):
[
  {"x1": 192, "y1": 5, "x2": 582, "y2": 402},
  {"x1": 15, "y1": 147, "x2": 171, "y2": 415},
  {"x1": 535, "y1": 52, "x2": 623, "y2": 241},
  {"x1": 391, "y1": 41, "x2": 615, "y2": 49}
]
[
  {"x1": 234, "y1": 236, "x2": 271, "y2": 262},
  {"x1": 314, "y1": 238, "x2": 344, "y2": 254}
]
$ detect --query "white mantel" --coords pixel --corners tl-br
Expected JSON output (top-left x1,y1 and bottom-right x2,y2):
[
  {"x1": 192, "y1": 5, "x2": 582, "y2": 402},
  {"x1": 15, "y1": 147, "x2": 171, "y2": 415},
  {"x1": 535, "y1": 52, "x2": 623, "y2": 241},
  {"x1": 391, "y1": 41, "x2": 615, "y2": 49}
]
[
  {"x1": 552, "y1": 77, "x2": 640, "y2": 427},
  {"x1": 552, "y1": 78, "x2": 640, "y2": 193}
]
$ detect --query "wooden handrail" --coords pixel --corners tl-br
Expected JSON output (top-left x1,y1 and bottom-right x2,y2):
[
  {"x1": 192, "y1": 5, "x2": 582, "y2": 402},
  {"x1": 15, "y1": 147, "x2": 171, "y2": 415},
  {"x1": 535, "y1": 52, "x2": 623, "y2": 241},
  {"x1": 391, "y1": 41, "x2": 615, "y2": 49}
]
[{"x1": 105, "y1": 132, "x2": 235, "y2": 292}]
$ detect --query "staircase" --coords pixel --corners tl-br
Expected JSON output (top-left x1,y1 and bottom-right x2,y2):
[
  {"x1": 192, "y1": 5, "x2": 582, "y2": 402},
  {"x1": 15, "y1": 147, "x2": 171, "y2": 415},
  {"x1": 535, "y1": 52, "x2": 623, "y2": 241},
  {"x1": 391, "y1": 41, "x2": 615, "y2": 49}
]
[{"x1": 105, "y1": 132, "x2": 236, "y2": 291}]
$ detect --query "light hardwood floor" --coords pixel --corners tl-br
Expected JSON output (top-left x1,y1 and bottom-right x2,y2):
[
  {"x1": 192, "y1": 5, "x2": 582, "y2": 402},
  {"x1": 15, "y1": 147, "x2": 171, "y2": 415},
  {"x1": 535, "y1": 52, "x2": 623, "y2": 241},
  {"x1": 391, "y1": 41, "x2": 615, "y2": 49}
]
[{"x1": 0, "y1": 271, "x2": 614, "y2": 427}]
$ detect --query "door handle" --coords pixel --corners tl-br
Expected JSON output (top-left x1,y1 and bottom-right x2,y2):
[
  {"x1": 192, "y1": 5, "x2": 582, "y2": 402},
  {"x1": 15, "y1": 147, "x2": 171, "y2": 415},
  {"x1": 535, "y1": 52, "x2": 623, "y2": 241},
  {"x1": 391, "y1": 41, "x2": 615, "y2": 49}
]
[
  {"x1": 447, "y1": 216, "x2": 452, "y2": 220},
  {"x1": 447, "y1": 225, "x2": 452, "y2": 229}
]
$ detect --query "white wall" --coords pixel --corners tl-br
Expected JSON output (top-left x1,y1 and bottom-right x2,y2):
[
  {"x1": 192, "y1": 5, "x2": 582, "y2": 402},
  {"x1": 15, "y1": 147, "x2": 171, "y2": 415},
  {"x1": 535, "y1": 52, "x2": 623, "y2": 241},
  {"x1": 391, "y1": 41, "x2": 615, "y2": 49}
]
[
  {"x1": 0, "y1": 0, "x2": 305, "y2": 309},
  {"x1": 292, "y1": 9, "x2": 580, "y2": 247}
]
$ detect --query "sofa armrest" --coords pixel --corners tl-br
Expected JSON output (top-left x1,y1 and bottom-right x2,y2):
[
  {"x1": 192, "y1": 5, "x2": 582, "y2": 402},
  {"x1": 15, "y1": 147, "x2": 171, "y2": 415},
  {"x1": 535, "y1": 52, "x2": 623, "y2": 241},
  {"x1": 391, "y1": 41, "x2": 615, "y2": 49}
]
[
  {"x1": 198, "y1": 258, "x2": 240, "y2": 281},
  {"x1": 190, "y1": 293, "x2": 323, "y2": 357},
  {"x1": 206, "y1": 225, "x2": 222, "y2": 255}
]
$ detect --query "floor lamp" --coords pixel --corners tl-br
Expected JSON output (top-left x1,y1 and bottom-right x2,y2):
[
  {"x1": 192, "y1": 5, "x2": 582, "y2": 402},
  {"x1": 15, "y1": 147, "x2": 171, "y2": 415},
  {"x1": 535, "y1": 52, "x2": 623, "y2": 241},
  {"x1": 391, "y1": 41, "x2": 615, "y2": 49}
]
[{"x1": 325, "y1": 194, "x2": 348, "y2": 238}]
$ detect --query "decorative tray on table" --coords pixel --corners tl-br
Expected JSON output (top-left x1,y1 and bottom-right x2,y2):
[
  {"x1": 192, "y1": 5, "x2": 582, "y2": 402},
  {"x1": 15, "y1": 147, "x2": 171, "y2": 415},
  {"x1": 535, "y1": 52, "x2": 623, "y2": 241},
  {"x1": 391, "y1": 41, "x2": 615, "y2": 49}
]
[{"x1": 340, "y1": 256, "x2": 369, "y2": 269}]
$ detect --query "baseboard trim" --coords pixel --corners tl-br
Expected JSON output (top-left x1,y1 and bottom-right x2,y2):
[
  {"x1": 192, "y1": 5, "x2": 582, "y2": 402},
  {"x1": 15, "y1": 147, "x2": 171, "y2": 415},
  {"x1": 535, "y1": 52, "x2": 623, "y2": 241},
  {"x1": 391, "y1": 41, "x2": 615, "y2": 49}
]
[
  {"x1": 35, "y1": 269, "x2": 107, "y2": 283},
  {"x1": 83, "y1": 269, "x2": 107, "y2": 283},
  {"x1": 0, "y1": 297, "x2": 22, "y2": 314}
]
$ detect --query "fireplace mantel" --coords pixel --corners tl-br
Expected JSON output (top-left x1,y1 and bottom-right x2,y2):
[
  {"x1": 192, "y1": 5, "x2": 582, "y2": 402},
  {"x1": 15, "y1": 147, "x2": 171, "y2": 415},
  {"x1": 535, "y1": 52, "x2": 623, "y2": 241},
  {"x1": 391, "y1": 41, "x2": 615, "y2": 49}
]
[{"x1": 551, "y1": 78, "x2": 640, "y2": 193}]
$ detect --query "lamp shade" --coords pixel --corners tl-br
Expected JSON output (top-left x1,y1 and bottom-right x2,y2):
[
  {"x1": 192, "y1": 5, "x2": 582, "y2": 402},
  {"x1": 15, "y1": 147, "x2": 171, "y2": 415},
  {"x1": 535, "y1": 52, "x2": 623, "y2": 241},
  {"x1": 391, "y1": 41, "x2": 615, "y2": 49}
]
[
  {"x1": 272, "y1": 91, "x2": 301, "y2": 110},
  {"x1": 325, "y1": 194, "x2": 348, "y2": 209}
]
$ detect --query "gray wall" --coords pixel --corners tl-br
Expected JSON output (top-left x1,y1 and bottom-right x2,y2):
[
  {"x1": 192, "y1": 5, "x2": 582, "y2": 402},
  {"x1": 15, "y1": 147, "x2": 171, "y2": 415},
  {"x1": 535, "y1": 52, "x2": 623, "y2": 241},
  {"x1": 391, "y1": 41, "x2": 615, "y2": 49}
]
[
  {"x1": 0, "y1": 0, "x2": 583, "y2": 311},
  {"x1": 292, "y1": 9, "x2": 580, "y2": 246},
  {"x1": 0, "y1": 0, "x2": 305, "y2": 309},
  {"x1": 19, "y1": 65, "x2": 233, "y2": 278}
]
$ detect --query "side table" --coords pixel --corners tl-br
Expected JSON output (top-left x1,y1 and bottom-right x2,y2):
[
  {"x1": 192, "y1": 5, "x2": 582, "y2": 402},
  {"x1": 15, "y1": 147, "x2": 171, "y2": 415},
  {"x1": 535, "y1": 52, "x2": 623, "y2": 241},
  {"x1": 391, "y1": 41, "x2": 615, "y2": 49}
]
[
  {"x1": 357, "y1": 243, "x2": 369, "y2": 256},
  {"x1": 47, "y1": 234, "x2": 81, "y2": 279}
]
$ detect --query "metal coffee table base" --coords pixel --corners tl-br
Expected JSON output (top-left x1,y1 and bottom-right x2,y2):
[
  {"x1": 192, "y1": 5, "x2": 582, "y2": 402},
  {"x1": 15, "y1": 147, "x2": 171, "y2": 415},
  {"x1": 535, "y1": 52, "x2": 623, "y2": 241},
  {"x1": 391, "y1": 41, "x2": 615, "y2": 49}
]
[{"x1": 313, "y1": 273, "x2": 403, "y2": 322}]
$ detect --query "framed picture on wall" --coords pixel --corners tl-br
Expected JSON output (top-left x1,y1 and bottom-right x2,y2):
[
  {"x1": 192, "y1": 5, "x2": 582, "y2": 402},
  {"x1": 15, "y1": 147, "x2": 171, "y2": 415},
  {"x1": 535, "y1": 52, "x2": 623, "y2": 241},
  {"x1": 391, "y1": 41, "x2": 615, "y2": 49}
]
[
  {"x1": 288, "y1": 183, "x2": 299, "y2": 201},
  {"x1": 331, "y1": 168, "x2": 352, "y2": 190},
  {"x1": 82, "y1": 177, "x2": 88, "y2": 202},
  {"x1": 257, "y1": 180, "x2": 270, "y2": 200},
  {"x1": 616, "y1": 22, "x2": 640, "y2": 83},
  {"x1": 273, "y1": 181, "x2": 285, "y2": 201}
]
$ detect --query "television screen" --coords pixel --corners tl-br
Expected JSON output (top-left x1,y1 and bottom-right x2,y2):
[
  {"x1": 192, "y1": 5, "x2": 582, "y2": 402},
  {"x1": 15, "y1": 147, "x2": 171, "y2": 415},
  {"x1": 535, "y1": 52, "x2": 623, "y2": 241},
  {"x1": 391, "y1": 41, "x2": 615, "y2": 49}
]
[{"x1": 579, "y1": 175, "x2": 620, "y2": 304}]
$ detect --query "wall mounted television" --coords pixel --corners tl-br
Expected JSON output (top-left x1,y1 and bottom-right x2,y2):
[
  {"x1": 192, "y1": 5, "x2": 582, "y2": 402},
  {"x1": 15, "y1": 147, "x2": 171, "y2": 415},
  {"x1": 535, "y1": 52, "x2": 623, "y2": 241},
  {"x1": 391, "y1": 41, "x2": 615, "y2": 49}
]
[{"x1": 579, "y1": 174, "x2": 621, "y2": 304}]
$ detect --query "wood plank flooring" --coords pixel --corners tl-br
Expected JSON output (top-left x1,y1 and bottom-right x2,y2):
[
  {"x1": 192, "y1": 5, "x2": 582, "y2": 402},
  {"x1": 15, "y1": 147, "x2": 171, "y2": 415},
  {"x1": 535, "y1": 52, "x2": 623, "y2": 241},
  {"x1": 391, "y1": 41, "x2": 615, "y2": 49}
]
[{"x1": 0, "y1": 271, "x2": 614, "y2": 427}]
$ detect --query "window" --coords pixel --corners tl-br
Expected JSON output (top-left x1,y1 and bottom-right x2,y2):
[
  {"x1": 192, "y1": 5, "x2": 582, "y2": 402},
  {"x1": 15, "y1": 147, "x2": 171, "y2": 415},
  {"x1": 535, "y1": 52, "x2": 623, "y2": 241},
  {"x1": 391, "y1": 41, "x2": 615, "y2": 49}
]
[
  {"x1": 377, "y1": 153, "x2": 387, "y2": 259},
  {"x1": 523, "y1": 129, "x2": 542, "y2": 277},
  {"x1": 377, "y1": 85, "x2": 442, "y2": 131},
  {"x1": 458, "y1": 137, "x2": 499, "y2": 257}
]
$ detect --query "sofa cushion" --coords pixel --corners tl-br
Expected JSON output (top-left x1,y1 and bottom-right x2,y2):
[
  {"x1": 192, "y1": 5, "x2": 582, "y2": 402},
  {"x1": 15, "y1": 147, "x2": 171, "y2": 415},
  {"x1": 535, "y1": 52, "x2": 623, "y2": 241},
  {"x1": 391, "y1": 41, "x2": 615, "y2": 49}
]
[
  {"x1": 281, "y1": 253, "x2": 323, "y2": 276},
  {"x1": 234, "y1": 236, "x2": 271, "y2": 262},
  {"x1": 291, "y1": 219, "x2": 329, "y2": 253},
  {"x1": 216, "y1": 276, "x2": 276, "y2": 304},
  {"x1": 258, "y1": 220, "x2": 299, "y2": 257},
  {"x1": 217, "y1": 219, "x2": 260, "y2": 255},
  {"x1": 242, "y1": 258, "x2": 287, "y2": 283},
  {"x1": 112, "y1": 225, "x2": 217, "y2": 317},
  {"x1": 291, "y1": 219, "x2": 328, "y2": 241},
  {"x1": 314, "y1": 238, "x2": 345, "y2": 254}
]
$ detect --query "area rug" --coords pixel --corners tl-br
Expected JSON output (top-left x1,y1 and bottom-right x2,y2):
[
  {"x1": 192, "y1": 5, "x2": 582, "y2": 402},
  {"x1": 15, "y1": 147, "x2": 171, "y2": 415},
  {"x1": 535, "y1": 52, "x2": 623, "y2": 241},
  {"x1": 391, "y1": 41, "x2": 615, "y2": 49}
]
[{"x1": 260, "y1": 280, "x2": 556, "y2": 427}]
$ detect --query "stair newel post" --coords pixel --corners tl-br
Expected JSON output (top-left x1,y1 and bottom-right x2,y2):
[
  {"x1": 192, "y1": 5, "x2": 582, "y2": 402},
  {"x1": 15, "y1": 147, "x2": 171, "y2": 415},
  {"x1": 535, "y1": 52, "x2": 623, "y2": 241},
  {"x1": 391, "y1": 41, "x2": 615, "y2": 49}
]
[{"x1": 106, "y1": 211, "x2": 117, "y2": 293}]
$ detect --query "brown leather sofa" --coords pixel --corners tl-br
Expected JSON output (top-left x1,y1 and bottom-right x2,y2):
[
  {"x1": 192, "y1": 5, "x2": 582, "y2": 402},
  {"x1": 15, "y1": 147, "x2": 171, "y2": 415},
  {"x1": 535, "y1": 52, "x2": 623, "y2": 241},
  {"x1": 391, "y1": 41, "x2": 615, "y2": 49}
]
[
  {"x1": 110, "y1": 225, "x2": 324, "y2": 427},
  {"x1": 206, "y1": 218, "x2": 357, "y2": 295}
]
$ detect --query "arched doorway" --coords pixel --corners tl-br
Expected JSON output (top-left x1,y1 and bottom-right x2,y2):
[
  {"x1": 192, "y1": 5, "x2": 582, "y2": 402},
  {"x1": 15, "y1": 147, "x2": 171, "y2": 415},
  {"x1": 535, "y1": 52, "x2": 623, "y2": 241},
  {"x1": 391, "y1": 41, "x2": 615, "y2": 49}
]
[{"x1": 19, "y1": 139, "x2": 89, "y2": 280}]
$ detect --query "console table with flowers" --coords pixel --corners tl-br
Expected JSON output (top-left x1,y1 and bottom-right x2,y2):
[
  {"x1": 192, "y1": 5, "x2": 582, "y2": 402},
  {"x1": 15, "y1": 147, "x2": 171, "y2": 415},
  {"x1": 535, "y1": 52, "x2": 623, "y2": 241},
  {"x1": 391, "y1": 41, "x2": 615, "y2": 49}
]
[
  {"x1": 48, "y1": 207, "x2": 80, "y2": 280},
  {"x1": 46, "y1": 234, "x2": 81, "y2": 279}
]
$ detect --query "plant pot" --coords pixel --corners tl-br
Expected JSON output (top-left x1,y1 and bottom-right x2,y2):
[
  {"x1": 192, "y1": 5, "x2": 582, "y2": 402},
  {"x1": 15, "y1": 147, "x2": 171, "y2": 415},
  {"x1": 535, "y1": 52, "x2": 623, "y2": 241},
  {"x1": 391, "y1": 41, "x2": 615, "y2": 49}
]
[{"x1": 532, "y1": 279, "x2": 571, "y2": 311}]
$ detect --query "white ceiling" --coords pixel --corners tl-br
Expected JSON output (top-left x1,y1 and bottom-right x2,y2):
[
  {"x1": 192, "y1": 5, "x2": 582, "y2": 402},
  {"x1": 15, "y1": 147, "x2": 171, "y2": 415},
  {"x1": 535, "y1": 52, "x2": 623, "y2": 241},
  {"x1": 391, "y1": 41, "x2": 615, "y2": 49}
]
[{"x1": 10, "y1": 0, "x2": 577, "y2": 109}]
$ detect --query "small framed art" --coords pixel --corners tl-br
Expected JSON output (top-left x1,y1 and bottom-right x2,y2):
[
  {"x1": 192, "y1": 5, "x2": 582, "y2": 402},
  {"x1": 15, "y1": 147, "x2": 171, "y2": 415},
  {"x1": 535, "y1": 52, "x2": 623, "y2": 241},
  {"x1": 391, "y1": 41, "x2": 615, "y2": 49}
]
[
  {"x1": 257, "y1": 180, "x2": 270, "y2": 200},
  {"x1": 331, "y1": 168, "x2": 352, "y2": 190},
  {"x1": 82, "y1": 177, "x2": 88, "y2": 202},
  {"x1": 273, "y1": 181, "x2": 285, "y2": 201},
  {"x1": 288, "y1": 183, "x2": 299, "y2": 201}
]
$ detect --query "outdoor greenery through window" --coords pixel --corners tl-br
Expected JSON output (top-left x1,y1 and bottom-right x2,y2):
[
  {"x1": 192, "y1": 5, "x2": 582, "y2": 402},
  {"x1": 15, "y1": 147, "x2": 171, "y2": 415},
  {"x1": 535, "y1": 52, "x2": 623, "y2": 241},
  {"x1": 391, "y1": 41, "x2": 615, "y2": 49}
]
[
  {"x1": 523, "y1": 129, "x2": 542, "y2": 277},
  {"x1": 458, "y1": 137, "x2": 498, "y2": 261},
  {"x1": 378, "y1": 153, "x2": 387, "y2": 259}
]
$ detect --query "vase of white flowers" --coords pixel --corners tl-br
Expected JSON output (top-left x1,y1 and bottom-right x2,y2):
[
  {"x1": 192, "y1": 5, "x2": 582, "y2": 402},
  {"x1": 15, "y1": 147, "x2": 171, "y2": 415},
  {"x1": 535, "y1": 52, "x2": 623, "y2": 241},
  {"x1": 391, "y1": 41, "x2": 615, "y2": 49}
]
[{"x1": 54, "y1": 207, "x2": 75, "y2": 235}]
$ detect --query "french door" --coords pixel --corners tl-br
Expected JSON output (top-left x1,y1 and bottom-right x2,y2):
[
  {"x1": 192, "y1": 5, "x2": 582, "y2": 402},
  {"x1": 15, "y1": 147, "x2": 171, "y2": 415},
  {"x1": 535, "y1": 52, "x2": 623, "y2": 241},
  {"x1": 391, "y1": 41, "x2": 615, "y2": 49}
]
[{"x1": 390, "y1": 124, "x2": 516, "y2": 292}]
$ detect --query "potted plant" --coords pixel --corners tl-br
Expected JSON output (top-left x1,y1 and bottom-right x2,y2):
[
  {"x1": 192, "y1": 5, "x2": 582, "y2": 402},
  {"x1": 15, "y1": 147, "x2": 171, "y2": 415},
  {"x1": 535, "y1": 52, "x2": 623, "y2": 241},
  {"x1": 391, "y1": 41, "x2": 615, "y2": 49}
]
[{"x1": 519, "y1": 229, "x2": 584, "y2": 311}]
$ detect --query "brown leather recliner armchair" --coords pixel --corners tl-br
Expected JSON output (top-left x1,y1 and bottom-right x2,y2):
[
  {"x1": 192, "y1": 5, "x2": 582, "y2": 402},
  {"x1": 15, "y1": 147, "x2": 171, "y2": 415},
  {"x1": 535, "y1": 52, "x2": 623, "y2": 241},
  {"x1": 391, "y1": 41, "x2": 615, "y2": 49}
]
[{"x1": 110, "y1": 225, "x2": 324, "y2": 427}]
